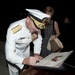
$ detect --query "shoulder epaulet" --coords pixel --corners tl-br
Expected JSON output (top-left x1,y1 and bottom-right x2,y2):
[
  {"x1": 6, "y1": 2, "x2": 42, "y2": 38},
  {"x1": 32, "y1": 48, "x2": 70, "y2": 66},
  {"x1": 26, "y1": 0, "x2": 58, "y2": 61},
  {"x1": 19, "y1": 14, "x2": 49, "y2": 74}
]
[{"x1": 11, "y1": 25, "x2": 22, "y2": 34}]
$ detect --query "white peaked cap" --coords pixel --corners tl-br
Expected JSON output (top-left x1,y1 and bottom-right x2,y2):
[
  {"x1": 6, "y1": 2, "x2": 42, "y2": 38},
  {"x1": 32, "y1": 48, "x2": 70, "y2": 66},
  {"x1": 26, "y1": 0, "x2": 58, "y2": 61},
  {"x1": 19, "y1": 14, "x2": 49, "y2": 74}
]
[{"x1": 26, "y1": 9, "x2": 50, "y2": 20}]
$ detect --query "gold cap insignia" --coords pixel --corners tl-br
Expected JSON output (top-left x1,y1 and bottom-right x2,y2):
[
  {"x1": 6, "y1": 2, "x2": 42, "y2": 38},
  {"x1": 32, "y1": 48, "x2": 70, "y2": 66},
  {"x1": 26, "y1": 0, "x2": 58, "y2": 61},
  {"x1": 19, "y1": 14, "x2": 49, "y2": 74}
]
[{"x1": 30, "y1": 16, "x2": 45, "y2": 29}]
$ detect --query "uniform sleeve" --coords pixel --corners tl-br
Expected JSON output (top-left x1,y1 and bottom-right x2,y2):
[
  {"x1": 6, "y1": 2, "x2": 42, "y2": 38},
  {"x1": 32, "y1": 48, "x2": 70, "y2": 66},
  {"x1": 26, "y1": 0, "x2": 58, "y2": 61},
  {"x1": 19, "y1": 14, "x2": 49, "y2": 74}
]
[
  {"x1": 33, "y1": 33, "x2": 42, "y2": 54},
  {"x1": 5, "y1": 28, "x2": 24, "y2": 64}
]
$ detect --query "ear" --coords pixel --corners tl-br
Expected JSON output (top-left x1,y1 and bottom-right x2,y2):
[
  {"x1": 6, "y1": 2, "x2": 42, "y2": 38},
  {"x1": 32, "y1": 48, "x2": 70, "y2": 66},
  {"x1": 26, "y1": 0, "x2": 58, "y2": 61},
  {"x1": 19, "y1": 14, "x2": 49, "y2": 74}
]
[
  {"x1": 26, "y1": 16, "x2": 30, "y2": 23},
  {"x1": 26, "y1": 17, "x2": 32, "y2": 27}
]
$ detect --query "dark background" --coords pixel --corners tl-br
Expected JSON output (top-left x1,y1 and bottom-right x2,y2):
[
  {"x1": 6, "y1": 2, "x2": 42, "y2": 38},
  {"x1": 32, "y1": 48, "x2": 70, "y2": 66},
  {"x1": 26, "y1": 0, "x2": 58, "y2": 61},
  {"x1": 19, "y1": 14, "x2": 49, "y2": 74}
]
[
  {"x1": 0, "y1": 0, "x2": 75, "y2": 70},
  {"x1": 0, "y1": 0, "x2": 75, "y2": 44}
]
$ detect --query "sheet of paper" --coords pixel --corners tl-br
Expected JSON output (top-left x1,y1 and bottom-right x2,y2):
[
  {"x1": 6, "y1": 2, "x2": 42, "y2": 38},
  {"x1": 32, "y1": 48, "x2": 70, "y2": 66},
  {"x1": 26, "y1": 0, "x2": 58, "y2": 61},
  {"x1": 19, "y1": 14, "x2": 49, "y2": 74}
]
[{"x1": 35, "y1": 50, "x2": 73, "y2": 68}]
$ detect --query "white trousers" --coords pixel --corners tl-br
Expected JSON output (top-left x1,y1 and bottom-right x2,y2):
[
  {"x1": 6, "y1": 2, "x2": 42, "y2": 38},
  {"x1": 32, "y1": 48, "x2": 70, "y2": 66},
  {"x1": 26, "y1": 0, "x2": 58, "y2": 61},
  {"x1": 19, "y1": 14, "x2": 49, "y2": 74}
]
[{"x1": 8, "y1": 64, "x2": 19, "y2": 75}]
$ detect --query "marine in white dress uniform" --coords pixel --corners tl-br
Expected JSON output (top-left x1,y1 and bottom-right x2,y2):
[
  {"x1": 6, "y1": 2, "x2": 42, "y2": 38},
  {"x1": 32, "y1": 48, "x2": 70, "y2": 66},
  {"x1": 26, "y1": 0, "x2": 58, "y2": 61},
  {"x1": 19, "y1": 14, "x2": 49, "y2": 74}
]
[{"x1": 5, "y1": 9, "x2": 50, "y2": 75}]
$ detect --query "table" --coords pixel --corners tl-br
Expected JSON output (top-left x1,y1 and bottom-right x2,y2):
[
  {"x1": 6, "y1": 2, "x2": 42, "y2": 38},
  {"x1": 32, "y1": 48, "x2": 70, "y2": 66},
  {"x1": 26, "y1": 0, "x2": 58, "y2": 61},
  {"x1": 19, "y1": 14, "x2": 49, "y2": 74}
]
[{"x1": 19, "y1": 67, "x2": 75, "y2": 75}]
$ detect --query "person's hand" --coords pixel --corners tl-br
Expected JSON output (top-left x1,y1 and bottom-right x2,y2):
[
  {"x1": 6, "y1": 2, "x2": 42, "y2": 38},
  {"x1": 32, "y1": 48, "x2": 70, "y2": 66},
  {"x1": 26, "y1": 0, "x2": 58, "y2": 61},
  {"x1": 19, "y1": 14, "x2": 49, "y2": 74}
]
[
  {"x1": 50, "y1": 35, "x2": 56, "y2": 40},
  {"x1": 31, "y1": 33, "x2": 38, "y2": 41},
  {"x1": 34, "y1": 54, "x2": 43, "y2": 62},
  {"x1": 22, "y1": 56, "x2": 37, "y2": 66}
]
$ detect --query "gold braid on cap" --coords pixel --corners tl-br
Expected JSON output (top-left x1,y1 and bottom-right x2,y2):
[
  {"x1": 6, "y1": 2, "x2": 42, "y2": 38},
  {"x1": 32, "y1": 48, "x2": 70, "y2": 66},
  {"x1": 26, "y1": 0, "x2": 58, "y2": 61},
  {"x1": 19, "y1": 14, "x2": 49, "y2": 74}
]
[{"x1": 30, "y1": 16, "x2": 46, "y2": 29}]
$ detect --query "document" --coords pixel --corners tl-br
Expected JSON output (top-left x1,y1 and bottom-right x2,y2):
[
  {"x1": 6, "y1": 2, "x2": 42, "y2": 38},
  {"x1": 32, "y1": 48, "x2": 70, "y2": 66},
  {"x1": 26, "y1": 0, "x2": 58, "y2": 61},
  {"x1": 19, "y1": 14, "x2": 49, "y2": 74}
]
[{"x1": 35, "y1": 50, "x2": 73, "y2": 68}]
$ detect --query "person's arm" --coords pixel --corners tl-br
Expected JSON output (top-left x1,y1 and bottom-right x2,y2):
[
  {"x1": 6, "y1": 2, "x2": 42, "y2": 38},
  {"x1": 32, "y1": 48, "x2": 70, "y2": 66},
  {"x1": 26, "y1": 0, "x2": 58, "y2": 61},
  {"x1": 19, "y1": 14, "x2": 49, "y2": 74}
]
[
  {"x1": 51, "y1": 21, "x2": 60, "y2": 39},
  {"x1": 33, "y1": 29, "x2": 43, "y2": 60},
  {"x1": 54, "y1": 21, "x2": 60, "y2": 37},
  {"x1": 5, "y1": 27, "x2": 24, "y2": 64},
  {"x1": 54, "y1": 21, "x2": 60, "y2": 38},
  {"x1": 23, "y1": 29, "x2": 43, "y2": 64},
  {"x1": 33, "y1": 29, "x2": 42, "y2": 54}
]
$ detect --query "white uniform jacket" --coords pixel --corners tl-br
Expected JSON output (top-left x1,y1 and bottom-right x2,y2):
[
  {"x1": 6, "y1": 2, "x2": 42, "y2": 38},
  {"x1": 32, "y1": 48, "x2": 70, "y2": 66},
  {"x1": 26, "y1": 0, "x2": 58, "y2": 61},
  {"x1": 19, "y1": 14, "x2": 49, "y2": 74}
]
[{"x1": 5, "y1": 18, "x2": 42, "y2": 69}]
